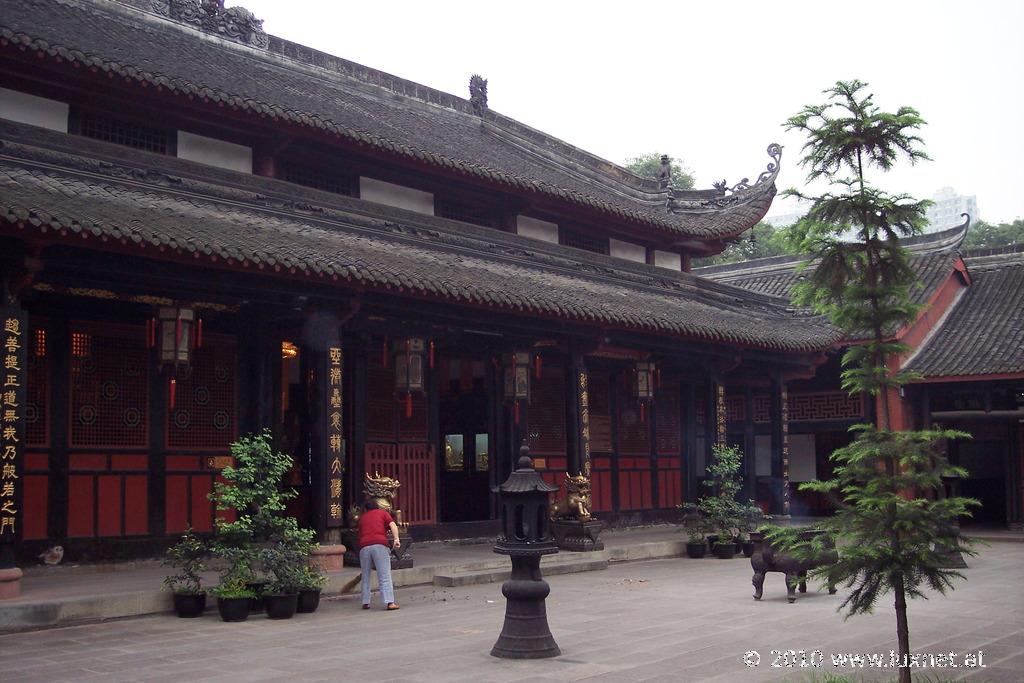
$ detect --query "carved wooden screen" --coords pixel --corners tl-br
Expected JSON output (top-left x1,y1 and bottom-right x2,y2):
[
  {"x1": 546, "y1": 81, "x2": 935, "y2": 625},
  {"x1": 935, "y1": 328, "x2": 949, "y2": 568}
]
[
  {"x1": 67, "y1": 323, "x2": 150, "y2": 538},
  {"x1": 788, "y1": 392, "x2": 864, "y2": 421},
  {"x1": 586, "y1": 369, "x2": 613, "y2": 511},
  {"x1": 655, "y1": 387, "x2": 682, "y2": 508},
  {"x1": 167, "y1": 335, "x2": 236, "y2": 450},
  {"x1": 69, "y1": 325, "x2": 148, "y2": 448},
  {"x1": 367, "y1": 353, "x2": 396, "y2": 441},
  {"x1": 23, "y1": 323, "x2": 50, "y2": 540},
  {"x1": 529, "y1": 365, "x2": 565, "y2": 457}
]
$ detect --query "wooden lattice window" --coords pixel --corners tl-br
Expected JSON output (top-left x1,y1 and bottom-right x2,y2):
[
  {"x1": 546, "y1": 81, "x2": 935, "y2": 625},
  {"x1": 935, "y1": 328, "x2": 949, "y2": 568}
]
[
  {"x1": 26, "y1": 327, "x2": 49, "y2": 447},
  {"x1": 69, "y1": 325, "x2": 149, "y2": 449},
  {"x1": 167, "y1": 336, "x2": 237, "y2": 451},
  {"x1": 74, "y1": 110, "x2": 169, "y2": 154},
  {"x1": 654, "y1": 388, "x2": 680, "y2": 455},
  {"x1": 279, "y1": 162, "x2": 356, "y2": 196},
  {"x1": 529, "y1": 365, "x2": 565, "y2": 456},
  {"x1": 562, "y1": 229, "x2": 609, "y2": 255},
  {"x1": 434, "y1": 198, "x2": 495, "y2": 227},
  {"x1": 588, "y1": 371, "x2": 612, "y2": 453}
]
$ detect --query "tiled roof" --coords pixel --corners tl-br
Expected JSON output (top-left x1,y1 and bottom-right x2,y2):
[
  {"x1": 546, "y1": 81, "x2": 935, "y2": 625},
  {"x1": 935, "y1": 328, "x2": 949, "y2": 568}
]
[
  {"x1": 0, "y1": 128, "x2": 838, "y2": 352},
  {"x1": 694, "y1": 222, "x2": 971, "y2": 305},
  {"x1": 0, "y1": 0, "x2": 777, "y2": 240},
  {"x1": 904, "y1": 246, "x2": 1024, "y2": 379}
]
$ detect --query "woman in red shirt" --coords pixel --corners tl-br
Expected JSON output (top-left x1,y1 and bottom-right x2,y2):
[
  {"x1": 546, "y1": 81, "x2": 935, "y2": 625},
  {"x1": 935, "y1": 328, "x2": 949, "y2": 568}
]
[{"x1": 358, "y1": 500, "x2": 401, "y2": 610}]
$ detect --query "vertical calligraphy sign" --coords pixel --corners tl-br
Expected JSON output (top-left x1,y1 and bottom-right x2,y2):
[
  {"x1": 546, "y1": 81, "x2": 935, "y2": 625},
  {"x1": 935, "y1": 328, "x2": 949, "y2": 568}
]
[
  {"x1": 715, "y1": 384, "x2": 727, "y2": 446},
  {"x1": 781, "y1": 386, "x2": 790, "y2": 516},
  {"x1": 326, "y1": 346, "x2": 344, "y2": 527},
  {"x1": 578, "y1": 369, "x2": 590, "y2": 475},
  {"x1": 1, "y1": 308, "x2": 27, "y2": 553}
]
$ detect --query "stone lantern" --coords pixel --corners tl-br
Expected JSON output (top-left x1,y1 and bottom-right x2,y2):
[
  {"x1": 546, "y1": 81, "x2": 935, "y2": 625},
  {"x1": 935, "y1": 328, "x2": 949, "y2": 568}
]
[{"x1": 491, "y1": 442, "x2": 560, "y2": 659}]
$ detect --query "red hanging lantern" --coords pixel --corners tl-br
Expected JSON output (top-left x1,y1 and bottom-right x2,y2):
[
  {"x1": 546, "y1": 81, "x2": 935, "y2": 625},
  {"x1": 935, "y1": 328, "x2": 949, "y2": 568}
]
[
  {"x1": 534, "y1": 354, "x2": 542, "y2": 379},
  {"x1": 429, "y1": 340, "x2": 435, "y2": 369},
  {"x1": 169, "y1": 377, "x2": 177, "y2": 410},
  {"x1": 405, "y1": 392, "x2": 413, "y2": 419}
]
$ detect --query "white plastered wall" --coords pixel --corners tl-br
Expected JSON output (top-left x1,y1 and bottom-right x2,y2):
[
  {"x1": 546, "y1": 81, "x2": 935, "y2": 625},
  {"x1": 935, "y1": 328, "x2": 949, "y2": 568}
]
[
  {"x1": 516, "y1": 215, "x2": 559, "y2": 244},
  {"x1": 359, "y1": 177, "x2": 434, "y2": 215},
  {"x1": 0, "y1": 87, "x2": 68, "y2": 132},
  {"x1": 176, "y1": 131, "x2": 252, "y2": 173},
  {"x1": 609, "y1": 238, "x2": 646, "y2": 264},
  {"x1": 653, "y1": 250, "x2": 682, "y2": 271}
]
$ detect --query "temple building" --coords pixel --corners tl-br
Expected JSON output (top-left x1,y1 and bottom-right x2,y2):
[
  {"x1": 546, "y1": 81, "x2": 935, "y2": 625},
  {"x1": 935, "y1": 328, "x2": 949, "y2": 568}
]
[{"x1": 0, "y1": 0, "x2": 1019, "y2": 570}]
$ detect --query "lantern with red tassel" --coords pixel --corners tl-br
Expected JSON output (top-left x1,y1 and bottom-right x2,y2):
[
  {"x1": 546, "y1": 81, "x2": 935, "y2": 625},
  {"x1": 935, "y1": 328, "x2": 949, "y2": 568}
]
[
  {"x1": 394, "y1": 338, "x2": 426, "y2": 418},
  {"x1": 157, "y1": 305, "x2": 196, "y2": 366},
  {"x1": 635, "y1": 361, "x2": 655, "y2": 423},
  {"x1": 503, "y1": 352, "x2": 531, "y2": 425}
]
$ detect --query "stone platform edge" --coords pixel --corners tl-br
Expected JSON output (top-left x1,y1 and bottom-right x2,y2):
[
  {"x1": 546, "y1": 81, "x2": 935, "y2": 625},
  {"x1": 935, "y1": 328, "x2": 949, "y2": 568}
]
[{"x1": 0, "y1": 538, "x2": 688, "y2": 632}]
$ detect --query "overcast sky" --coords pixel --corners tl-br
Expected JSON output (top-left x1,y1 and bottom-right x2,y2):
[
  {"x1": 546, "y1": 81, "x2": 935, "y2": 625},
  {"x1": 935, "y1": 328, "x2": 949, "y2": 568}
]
[{"x1": 235, "y1": 0, "x2": 1024, "y2": 223}]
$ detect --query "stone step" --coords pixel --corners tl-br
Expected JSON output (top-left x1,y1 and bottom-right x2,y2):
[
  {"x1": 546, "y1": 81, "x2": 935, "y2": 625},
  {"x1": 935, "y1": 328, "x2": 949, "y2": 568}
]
[{"x1": 433, "y1": 557, "x2": 608, "y2": 587}]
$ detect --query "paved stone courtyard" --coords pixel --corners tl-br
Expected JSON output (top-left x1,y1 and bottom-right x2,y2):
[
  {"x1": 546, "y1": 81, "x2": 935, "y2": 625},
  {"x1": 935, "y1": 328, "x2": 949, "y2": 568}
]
[{"x1": 1, "y1": 544, "x2": 1021, "y2": 683}]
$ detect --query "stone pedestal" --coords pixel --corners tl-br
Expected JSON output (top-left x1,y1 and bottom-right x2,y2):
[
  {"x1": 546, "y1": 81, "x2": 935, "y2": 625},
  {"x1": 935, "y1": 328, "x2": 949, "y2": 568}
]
[
  {"x1": 550, "y1": 519, "x2": 604, "y2": 552},
  {"x1": 310, "y1": 544, "x2": 346, "y2": 572},
  {"x1": 0, "y1": 566, "x2": 23, "y2": 600},
  {"x1": 934, "y1": 523, "x2": 968, "y2": 569}
]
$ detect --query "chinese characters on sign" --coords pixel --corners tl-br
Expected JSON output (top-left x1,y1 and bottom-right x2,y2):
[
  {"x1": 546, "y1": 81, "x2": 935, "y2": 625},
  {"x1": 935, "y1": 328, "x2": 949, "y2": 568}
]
[
  {"x1": 578, "y1": 369, "x2": 590, "y2": 471},
  {"x1": 1, "y1": 310, "x2": 26, "y2": 543},
  {"x1": 716, "y1": 384, "x2": 727, "y2": 446},
  {"x1": 781, "y1": 387, "x2": 790, "y2": 516},
  {"x1": 326, "y1": 346, "x2": 344, "y2": 527}
]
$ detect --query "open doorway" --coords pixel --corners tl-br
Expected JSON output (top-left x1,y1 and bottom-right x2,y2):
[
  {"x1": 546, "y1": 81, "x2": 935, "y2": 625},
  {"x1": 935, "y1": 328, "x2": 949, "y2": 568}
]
[{"x1": 439, "y1": 358, "x2": 491, "y2": 522}]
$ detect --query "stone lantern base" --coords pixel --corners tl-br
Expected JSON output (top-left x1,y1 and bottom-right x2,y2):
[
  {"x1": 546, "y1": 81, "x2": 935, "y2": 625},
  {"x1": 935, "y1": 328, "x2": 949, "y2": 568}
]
[{"x1": 0, "y1": 566, "x2": 23, "y2": 600}]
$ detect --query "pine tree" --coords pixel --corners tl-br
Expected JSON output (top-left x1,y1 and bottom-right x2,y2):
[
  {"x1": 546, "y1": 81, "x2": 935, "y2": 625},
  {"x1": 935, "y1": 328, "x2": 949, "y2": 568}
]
[{"x1": 772, "y1": 80, "x2": 978, "y2": 683}]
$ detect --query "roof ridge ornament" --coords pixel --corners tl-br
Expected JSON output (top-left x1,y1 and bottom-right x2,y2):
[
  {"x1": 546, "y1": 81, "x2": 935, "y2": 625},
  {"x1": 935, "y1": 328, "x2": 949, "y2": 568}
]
[
  {"x1": 151, "y1": 0, "x2": 270, "y2": 50},
  {"x1": 469, "y1": 75, "x2": 488, "y2": 116},
  {"x1": 667, "y1": 143, "x2": 782, "y2": 213}
]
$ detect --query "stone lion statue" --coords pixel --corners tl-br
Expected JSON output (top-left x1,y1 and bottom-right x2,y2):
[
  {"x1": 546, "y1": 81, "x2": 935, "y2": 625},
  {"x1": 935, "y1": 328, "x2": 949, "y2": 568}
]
[
  {"x1": 347, "y1": 471, "x2": 401, "y2": 528},
  {"x1": 550, "y1": 471, "x2": 593, "y2": 522}
]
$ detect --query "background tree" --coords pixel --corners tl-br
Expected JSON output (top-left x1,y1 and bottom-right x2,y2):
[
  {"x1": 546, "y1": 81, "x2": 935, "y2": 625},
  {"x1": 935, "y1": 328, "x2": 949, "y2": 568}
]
[
  {"x1": 624, "y1": 152, "x2": 695, "y2": 189},
  {"x1": 962, "y1": 218, "x2": 1024, "y2": 249},
  {"x1": 693, "y1": 221, "x2": 795, "y2": 266},
  {"x1": 773, "y1": 80, "x2": 978, "y2": 683}
]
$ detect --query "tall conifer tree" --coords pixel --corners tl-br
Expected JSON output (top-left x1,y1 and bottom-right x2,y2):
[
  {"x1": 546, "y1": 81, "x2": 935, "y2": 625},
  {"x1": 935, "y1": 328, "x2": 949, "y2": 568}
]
[{"x1": 774, "y1": 80, "x2": 978, "y2": 683}]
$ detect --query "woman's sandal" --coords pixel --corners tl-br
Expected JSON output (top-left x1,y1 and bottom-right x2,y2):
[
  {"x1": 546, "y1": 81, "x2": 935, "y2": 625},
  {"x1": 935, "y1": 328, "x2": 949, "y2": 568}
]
[
  {"x1": 362, "y1": 604, "x2": 370, "y2": 610},
  {"x1": 386, "y1": 603, "x2": 400, "y2": 611}
]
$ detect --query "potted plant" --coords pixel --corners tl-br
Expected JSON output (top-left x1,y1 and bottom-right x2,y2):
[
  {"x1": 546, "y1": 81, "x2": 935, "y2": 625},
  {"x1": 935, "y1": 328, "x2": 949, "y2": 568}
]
[
  {"x1": 212, "y1": 575, "x2": 256, "y2": 622},
  {"x1": 680, "y1": 508, "x2": 708, "y2": 559},
  {"x1": 162, "y1": 528, "x2": 208, "y2": 618},
  {"x1": 209, "y1": 431, "x2": 321, "y2": 618},
  {"x1": 296, "y1": 565, "x2": 327, "y2": 614},
  {"x1": 696, "y1": 444, "x2": 753, "y2": 560}
]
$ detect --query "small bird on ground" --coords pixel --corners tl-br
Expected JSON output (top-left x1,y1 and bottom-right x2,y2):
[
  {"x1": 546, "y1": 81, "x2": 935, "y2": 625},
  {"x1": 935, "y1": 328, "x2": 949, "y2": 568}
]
[{"x1": 39, "y1": 545, "x2": 64, "y2": 565}]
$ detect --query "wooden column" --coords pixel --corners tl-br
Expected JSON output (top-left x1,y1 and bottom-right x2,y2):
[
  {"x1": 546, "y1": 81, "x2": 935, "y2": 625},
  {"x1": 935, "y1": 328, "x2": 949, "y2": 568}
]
[
  {"x1": 682, "y1": 382, "x2": 697, "y2": 504},
  {"x1": 769, "y1": 371, "x2": 790, "y2": 516},
  {"x1": 350, "y1": 338, "x2": 368, "y2": 520},
  {"x1": 743, "y1": 386, "x2": 756, "y2": 503},
  {"x1": 564, "y1": 347, "x2": 589, "y2": 477}
]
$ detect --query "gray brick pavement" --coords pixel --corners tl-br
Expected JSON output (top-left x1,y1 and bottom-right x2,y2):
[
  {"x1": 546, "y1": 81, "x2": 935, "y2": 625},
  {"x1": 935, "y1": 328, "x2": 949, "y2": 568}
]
[{"x1": 1, "y1": 544, "x2": 1021, "y2": 682}]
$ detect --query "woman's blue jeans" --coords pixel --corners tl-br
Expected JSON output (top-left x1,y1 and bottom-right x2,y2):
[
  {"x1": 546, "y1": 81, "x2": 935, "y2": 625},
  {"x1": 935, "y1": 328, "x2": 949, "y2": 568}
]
[{"x1": 359, "y1": 544, "x2": 395, "y2": 606}]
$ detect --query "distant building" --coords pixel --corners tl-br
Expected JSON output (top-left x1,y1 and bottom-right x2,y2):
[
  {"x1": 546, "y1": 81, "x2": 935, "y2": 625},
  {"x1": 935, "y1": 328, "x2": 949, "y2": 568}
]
[
  {"x1": 762, "y1": 198, "x2": 813, "y2": 228},
  {"x1": 926, "y1": 187, "x2": 978, "y2": 232}
]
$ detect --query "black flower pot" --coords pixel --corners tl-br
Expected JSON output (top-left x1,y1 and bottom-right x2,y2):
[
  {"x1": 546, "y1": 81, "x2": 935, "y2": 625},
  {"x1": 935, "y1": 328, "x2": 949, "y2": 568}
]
[
  {"x1": 172, "y1": 592, "x2": 207, "y2": 618},
  {"x1": 297, "y1": 589, "x2": 322, "y2": 614},
  {"x1": 246, "y1": 581, "x2": 267, "y2": 613},
  {"x1": 742, "y1": 541, "x2": 755, "y2": 558},
  {"x1": 685, "y1": 542, "x2": 708, "y2": 559},
  {"x1": 216, "y1": 596, "x2": 251, "y2": 622},
  {"x1": 714, "y1": 542, "x2": 737, "y2": 560},
  {"x1": 263, "y1": 593, "x2": 299, "y2": 620}
]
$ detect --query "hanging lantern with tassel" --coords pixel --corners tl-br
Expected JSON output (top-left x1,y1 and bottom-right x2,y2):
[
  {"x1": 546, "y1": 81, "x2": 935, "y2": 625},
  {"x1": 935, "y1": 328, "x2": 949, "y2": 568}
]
[
  {"x1": 635, "y1": 361, "x2": 655, "y2": 423},
  {"x1": 503, "y1": 352, "x2": 531, "y2": 425},
  {"x1": 394, "y1": 337, "x2": 426, "y2": 418}
]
